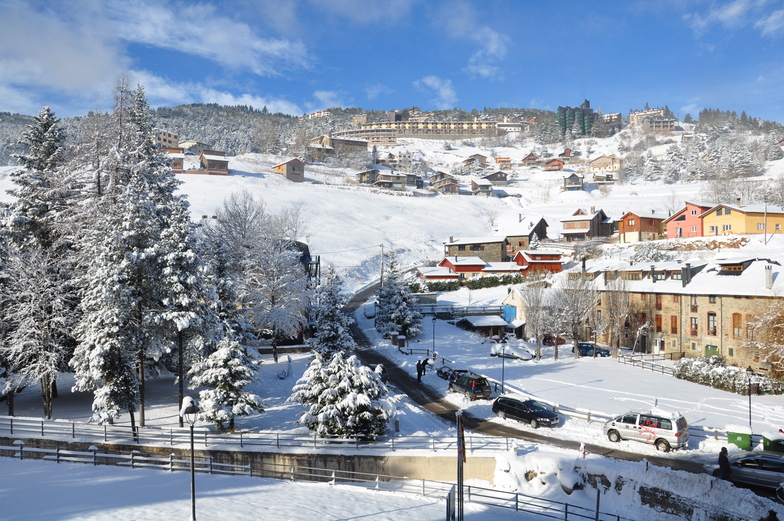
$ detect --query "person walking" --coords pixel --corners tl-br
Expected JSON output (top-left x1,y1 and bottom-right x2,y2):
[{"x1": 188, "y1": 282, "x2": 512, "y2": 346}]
[
  {"x1": 718, "y1": 447, "x2": 732, "y2": 480},
  {"x1": 416, "y1": 359, "x2": 423, "y2": 382},
  {"x1": 422, "y1": 357, "x2": 430, "y2": 376}
]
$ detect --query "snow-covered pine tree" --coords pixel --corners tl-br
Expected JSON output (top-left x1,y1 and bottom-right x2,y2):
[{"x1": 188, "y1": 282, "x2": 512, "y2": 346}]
[
  {"x1": 290, "y1": 350, "x2": 393, "y2": 439},
  {"x1": 529, "y1": 232, "x2": 540, "y2": 250},
  {"x1": 5, "y1": 106, "x2": 66, "y2": 251},
  {"x1": 629, "y1": 241, "x2": 669, "y2": 263},
  {"x1": 375, "y1": 252, "x2": 422, "y2": 338},
  {"x1": 187, "y1": 337, "x2": 263, "y2": 431},
  {"x1": 0, "y1": 249, "x2": 78, "y2": 418},
  {"x1": 310, "y1": 267, "x2": 356, "y2": 354}
]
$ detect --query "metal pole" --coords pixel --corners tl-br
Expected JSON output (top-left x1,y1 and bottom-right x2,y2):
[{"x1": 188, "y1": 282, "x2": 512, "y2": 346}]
[
  {"x1": 432, "y1": 317, "x2": 436, "y2": 355},
  {"x1": 190, "y1": 423, "x2": 196, "y2": 521},
  {"x1": 748, "y1": 376, "x2": 753, "y2": 431},
  {"x1": 501, "y1": 343, "x2": 506, "y2": 394}
]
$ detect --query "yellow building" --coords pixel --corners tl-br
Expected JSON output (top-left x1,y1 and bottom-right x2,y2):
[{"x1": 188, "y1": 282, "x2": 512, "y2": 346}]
[{"x1": 699, "y1": 203, "x2": 784, "y2": 236}]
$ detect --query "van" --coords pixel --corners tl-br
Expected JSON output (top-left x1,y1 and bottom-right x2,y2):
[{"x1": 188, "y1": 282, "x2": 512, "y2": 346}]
[
  {"x1": 448, "y1": 374, "x2": 491, "y2": 401},
  {"x1": 603, "y1": 410, "x2": 689, "y2": 452}
]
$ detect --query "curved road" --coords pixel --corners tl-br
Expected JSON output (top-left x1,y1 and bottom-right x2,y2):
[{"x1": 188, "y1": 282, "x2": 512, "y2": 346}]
[{"x1": 347, "y1": 284, "x2": 703, "y2": 474}]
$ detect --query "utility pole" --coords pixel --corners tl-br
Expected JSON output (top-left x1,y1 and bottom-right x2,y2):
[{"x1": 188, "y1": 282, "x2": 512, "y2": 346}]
[{"x1": 380, "y1": 244, "x2": 385, "y2": 287}]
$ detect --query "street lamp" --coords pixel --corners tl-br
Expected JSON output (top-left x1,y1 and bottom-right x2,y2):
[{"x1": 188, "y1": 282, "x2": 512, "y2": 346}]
[
  {"x1": 746, "y1": 366, "x2": 754, "y2": 431},
  {"x1": 180, "y1": 396, "x2": 201, "y2": 521},
  {"x1": 500, "y1": 338, "x2": 508, "y2": 394},
  {"x1": 432, "y1": 316, "x2": 437, "y2": 356}
]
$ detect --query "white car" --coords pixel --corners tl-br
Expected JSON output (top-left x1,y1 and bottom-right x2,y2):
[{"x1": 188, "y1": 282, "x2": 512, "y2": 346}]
[{"x1": 490, "y1": 343, "x2": 533, "y2": 361}]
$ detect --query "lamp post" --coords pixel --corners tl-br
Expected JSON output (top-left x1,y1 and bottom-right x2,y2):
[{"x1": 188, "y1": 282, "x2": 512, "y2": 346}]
[
  {"x1": 500, "y1": 338, "x2": 508, "y2": 394},
  {"x1": 180, "y1": 396, "x2": 200, "y2": 521},
  {"x1": 746, "y1": 366, "x2": 754, "y2": 431},
  {"x1": 432, "y1": 316, "x2": 437, "y2": 356}
]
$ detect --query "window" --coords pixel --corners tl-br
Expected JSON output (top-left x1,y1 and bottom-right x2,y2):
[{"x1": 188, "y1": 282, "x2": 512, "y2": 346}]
[
  {"x1": 655, "y1": 294, "x2": 663, "y2": 310},
  {"x1": 709, "y1": 225, "x2": 718, "y2": 235},
  {"x1": 732, "y1": 313, "x2": 742, "y2": 339},
  {"x1": 747, "y1": 315, "x2": 756, "y2": 341},
  {"x1": 691, "y1": 226, "x2": 697, "y2": 232},
  {"x1": 691, "y1": 209, "x2": 697, "y2": 216},
  {"x1": 709, "y1": 295, "x2": 717, "y2": 303},
  {"x1": 758, "y1": 223, "x2": 765, "y2": 230},
  {"x1": 717, "y1": 209, "x2": 723, "y2": 216},
  {"x1": 458, "y1": 245, "x2": 466, "y2": 251},
  {"x1": 690, "y1": 295, "x2": 698, "y2": 313},
  {"x1": 728, "y1": 348, "x2": 734, "y2": 357},
  {"x1": 675, "y1": 227, "x2": 682, "y2": 237},
  {"x1": 707, "y1": 312, "x2": 717, "y2": 336},
  {"x1": 725, "y1": 208, "x2": 731, "y2": 215},
  {"x1": 722, "y1": 224, "x2": 732, "y2": 232},
  {"x1": 641, "y1": 293, "x2": 647, "y2": 301},
  {"x1": 672, "y1": 272, "x2": 682, "y2": 280},
  {"x1": 671, "y1": 316, "x2": 678, "y2": 334},
  {"x1": 691, "y1": 342, "x2": 697, "y2": 350},
  {"x1": 690, "y1": 317, "x2": 698, "y2": 336},
  {"x1": 655, "y1": 315, "x2": 662, "y2": 333},
  {"x1": 628, "y1": 219, "x2": 635, "y2": 226},
  {"x1": 777, "y1": 224, "x2": 781, "y2": 231}
]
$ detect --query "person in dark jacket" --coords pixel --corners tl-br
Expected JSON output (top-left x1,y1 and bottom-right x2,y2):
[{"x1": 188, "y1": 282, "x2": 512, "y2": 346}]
[
  {"x1": 718, "y1": 447, "x2": 732, "y2": 480},
  {"x1": 416, "y1": 360, "x2": 423, "y2": 382}
]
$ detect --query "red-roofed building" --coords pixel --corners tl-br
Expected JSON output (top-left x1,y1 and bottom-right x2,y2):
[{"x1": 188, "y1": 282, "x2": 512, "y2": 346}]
[{"x1": 512, "y1": 250, "x2": 563, "y2": 273}]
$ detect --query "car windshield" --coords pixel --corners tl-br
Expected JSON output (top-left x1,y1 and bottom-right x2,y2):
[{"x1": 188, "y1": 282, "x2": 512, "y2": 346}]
[{"x1": 527, "y1": 400, "x2": 547, "y2": 411}]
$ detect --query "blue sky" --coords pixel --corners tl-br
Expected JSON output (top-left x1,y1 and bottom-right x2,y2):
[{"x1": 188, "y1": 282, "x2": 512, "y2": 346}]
[{"x1": 1, "y1": 0, "x2": 783, "y2": 122}]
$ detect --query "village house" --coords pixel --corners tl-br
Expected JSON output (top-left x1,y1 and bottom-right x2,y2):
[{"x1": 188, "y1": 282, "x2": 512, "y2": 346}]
[
  {"x1": 482, "y1": 171, "x2": 508, "y2": 186},
  {"x1": 179, "y1": 140, "x2": 212, "y2": 156},
  {"x1": 155, "y1": 129, "x2": 179, "y2": 148},
  {"x1": 591, "y1": 172, "x2": 616, "y2": 184},
  {"x1": 462, "y1": 154, "x2": 488, "y2": 171},
  {"x1": 617, "y1": 211, "x2": 665, "y2": 243},
  {"x1": 590, "y1": 155, "x2": 622, "y2": 174},
  {"x1": 444, "y1": 236, "x2": 509, "y2": 263},
  {"x1": 373, "y1": 172, "x2": 407, "y2": 191},
  {"x1": 495, "y1": 157, "x2": 512, "y2": 170},
  {"x1": 664, "y1": 201, "x2": 714, "y2": 239},
  {"x1": 307, "y1": 135, "x2": 369, "y2": 161},
  {"x1": 560, "y1": 208, "x2": 613, "y2": 242},
  {"x1": 563, "y1": 173, "x2": 584, "y2": 191},
  {"x1": 545, "y1": 159, "x2": 564, "y2": 171},
  {"x1": 699, "y1": 202, "x2": 784, "y2": 237},
  {"x1": 273, "y1": 158, "x2": 305, "y2": 183},
  {"x1": 512, "y1": 249, "x2": 563, "y2": 274},
  {"x1": 590, "y1": 257, "x2": 784, "y2": 373},
  {"x1": 502, "y1": 217, "x2": 549, "y2": 255},
  {"x1": 559, "y1": 148, "x2": 572, "y2": 158},
  {"x1": 436, "y1": 180, "x2": 460, "y2": 194},
  {"x1": 356, "y1": 168, "x2": 380, "y2": 184},
  {"x1": 199, "y1": 150, "x2": 229, "y2": 175},
  {"x1": 471, "y1": 178, "x2": 493, "y2": 197},
  {"x1": 417, "y1": 266, "x2": 460, "y2": 282},
  {"x1": 166, "y1": 150, "x2": 185, "y2": 174},
  {"x1": 522, "y1": 152, "x2": 538, "y2": 166},
  {"x1": 437, "y1": 256, "x2": 488, "y2": 280}
]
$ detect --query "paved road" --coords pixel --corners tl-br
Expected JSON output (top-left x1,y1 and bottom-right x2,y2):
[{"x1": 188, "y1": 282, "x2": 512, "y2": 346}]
[{"x1": 347, "y1": 284, "x2": 704, "y2": 474}]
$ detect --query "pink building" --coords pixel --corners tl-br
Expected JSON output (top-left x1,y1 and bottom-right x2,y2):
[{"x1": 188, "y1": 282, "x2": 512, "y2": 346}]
[{"x1": 664, "y1": 201, "x2": 714, "y2": 239}]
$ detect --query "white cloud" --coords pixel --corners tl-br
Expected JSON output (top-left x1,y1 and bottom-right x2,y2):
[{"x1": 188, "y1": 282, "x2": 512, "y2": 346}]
[
  {"x1": 413, "y1": 76, "x2": 457, "y2": 110},
  {"x1": 679, "y1": 102, "x2": 701, "y2": 116},
  {"x1": 311, "y1": 90, "x2": 347, "y2": 109},
  {"x1": 131, "y1": 70, "x2": 303, "y2": 115},
  {"x1": 754, "y1": 8, "x2": 784, "y2": 36},
  {"x1": 365, "y1": 84, "x2": 393, "y2": 100},
  {"x1": 439, "y1": 1, "x2": 510, "y2": 79},
  {"x1": 109, "y1": 0, "x2": 311, "y2": 76},
  {"x1": 308, "y1": 0, "x2": 416, "y2": 24}
]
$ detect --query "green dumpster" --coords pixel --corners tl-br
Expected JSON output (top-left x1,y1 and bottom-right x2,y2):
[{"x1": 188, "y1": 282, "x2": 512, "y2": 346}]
[
  {"x1": 762, "y1": 437, "x2": 784, "y2": 453},
  {"x1": 727, "y1": 432, "x2": 751, "y2": 450}
]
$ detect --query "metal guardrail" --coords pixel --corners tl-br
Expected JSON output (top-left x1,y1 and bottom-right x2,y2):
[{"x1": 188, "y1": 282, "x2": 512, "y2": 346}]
[
  {"x1": 0, "y1": 444, "x2": 634, "y2": 521},
  {"x1": 415, "y1": 304, "x2": 504, "y2": 317},
  {"x1": 617, "y1": 354, "x2": 676, "y2": 376}
]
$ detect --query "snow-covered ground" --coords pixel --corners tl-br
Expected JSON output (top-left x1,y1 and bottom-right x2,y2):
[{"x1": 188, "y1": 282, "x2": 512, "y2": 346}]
[{"x1": 2, "y1": 135, "x2": 784, "y2": 519}]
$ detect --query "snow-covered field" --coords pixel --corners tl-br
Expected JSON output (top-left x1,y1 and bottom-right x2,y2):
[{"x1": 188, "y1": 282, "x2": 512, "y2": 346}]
[{"x1": 2, "y1": 135, "x2": 784, "y2": 519}]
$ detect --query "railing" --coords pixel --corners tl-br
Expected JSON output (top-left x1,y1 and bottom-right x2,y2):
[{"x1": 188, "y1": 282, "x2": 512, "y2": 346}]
[
  {"x1": 616, "y1": 353, "x2": 677, "y2": 376},
  {"x1": 0, "y1": 444, "x2": 635, "y2": 521},
  {"x1": 415, "y1": 304, "x2": 504, "y2": 317}
]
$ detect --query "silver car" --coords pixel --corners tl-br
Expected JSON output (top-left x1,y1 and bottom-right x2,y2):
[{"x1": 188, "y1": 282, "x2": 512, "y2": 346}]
[
  {"x1": 703, "y1": 452, "x2": 784, "y2": 491},
  {"x1": 603, "y1": 410, "x2": 689, "y2": 452}
]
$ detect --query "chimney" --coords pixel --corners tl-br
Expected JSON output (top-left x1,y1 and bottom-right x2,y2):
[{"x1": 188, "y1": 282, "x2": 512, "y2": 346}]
[
  {"x1": 590, "y1": 206, "x2": 595, "y2": 214},
  {"x1": 765, "y1": 265, "x2": 773, "y2": 290},
  {"x1": 682, "y1": 263, "x2": 691, "y2": 287},
  {"x1": 737, "y1": 197, "x2": 741, "y2": 207},
  {"x1": 651, "y1": 265, "x2": 656, "y2": 283},
  {"x1": 449, "y1": 236, "x2": 454, "y2": 243},
  {"x1": 519, "y1": 214, "x2": 523, "y2": 223}
]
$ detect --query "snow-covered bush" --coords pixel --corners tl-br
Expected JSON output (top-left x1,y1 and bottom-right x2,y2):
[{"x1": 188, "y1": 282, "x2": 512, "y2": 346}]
[
  {"x1": 290, "y1": 351, "x2": 393, "y2": 439},
  {"x1": 188, "y1": 337, "x2": 264, "y2": 431},
  {"x1": 674, "y1": 356, "x2": 784, "y2": 395}
]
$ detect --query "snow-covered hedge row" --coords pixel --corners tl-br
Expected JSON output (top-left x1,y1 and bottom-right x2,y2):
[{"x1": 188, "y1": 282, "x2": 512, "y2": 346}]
[{"x1": 674, "y1": 356, "x2": 784, "y2": 395}]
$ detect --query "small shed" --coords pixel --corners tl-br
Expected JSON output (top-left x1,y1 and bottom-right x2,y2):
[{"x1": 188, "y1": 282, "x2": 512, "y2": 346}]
[{"x1": 456, "y1": 315, "x2": 509, "y2": 338}]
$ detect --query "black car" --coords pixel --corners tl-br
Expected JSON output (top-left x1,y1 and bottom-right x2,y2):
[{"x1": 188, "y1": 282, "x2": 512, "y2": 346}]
[
  {"x1": 448, "y1": 374, "x2": 491, "y2": 401},
  {"x1": 572, "y1": 342, "x2": 610, "y2": 357},
  {"x1": 703, "y1": 451, "x2": 784, "y2": 492},
  {"x1": 492, "y1": 396, "x2": 559, "y2": 428}
]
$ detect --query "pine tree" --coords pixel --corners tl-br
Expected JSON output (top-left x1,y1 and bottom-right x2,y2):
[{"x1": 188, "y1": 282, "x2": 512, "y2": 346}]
[
  {"x1": 310, "y1": 267, "x2": 356, "y2": 354},
  {"x1": 375, "y1": 252, "x2": 422, "y2": 338},
  {"x1": 529, "y1": 232, "x2": 540, "y2": 250},
  {"x1": 290, "y1": 350, "x2": 393, "y2": 439},
  {"x1": 188, "y1": 337, "x2": 263, "y2": 431}
]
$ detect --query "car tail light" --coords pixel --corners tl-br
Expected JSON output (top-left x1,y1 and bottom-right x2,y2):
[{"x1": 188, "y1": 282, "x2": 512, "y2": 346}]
[
  {"x1": 471, "y1": 381, "x2": 476, "y2": 387},
  {"x1": 675, "y1": 433, "x2": 681, "y2": 437}
]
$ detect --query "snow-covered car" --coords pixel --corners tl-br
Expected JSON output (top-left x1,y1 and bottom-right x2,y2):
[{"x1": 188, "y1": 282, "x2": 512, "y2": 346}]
[
  {"x1": 542, "y1": 335, "x2": 566, "y2": 346},
  {"x1": 572, "y1": 342, "x2": 610, "y2": 357},
  {"x1": 490, "y1": 343, "x2": 533, "y2": 361},
  {"x1": 703, "y1": 452, "x2": 784, "y2": 492}
]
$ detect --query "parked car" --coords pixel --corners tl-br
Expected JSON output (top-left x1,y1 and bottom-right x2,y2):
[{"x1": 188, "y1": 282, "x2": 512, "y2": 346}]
[
  {"x1": 703, "y1": 452, "x2": 784, "y2": 492},
  {"x1": 448, "y1": 373, "x2": 492, "y2": 401},
  {"x1": 492, "y1": 396, "x2": 559, "y2": 428},
  {"x1": 436, "y1": 366, "x2": 469, "y2": 382},
  {"x1": 603, "y1": 410, "x2": 689, "y2": 452},
  {"x1": 542, "y1": 335, "x2": 566, "y2": 346},
  {"x1": 490, "y1": 343, "x2": 533, "y2": 361},
  {"x1": 572, "y1": 342, "x2": 610, "y2": 357},
  {"x1": 371, "y1": 364, "x2": 388, "y2": 383}
]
